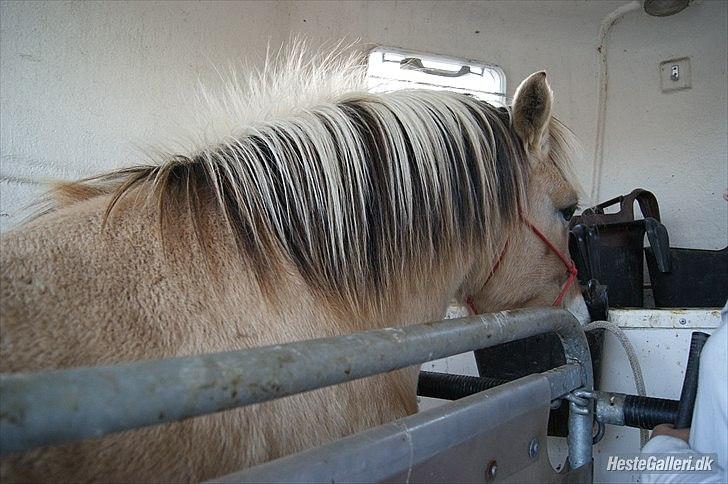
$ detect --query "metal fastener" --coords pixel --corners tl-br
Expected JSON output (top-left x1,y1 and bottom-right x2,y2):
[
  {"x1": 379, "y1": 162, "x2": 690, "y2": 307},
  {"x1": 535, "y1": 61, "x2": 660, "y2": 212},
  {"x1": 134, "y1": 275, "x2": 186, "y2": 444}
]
[
  {"x1": 679, "y1": 318, "x2": 687, "y2": 325},
  {"x1": 528, "y1": 438, "x2": 540, "y2": 459},
  {"x1": 485, "y1": 459, "x2": 498, "y2": 480},
  {"x1": 671, "y1": 64, "x2": 680, "y2": 81}
]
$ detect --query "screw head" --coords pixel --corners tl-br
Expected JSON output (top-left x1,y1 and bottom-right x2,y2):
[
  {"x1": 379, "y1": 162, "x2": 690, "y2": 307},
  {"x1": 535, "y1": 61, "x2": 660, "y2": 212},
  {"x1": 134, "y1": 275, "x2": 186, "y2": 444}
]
[
  {"x1": 528, "y1": 438, "x2": 540, "y2": 459},
  {"x1": 485, "y1": 459, "x2": 498, "y2": 480},
  {"x1": 679, "y1": 318, "x2": 687, "y2": 325}
]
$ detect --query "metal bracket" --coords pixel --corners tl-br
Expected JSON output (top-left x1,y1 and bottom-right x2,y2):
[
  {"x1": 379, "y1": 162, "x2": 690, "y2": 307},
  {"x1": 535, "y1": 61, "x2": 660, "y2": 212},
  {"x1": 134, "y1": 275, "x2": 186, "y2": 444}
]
[
  {"x1": 563, "y1": 389, "x2": 607, "y2": 445},
  {"x1": 564, "y1": 389, "x2": 597, "y2": 415}
]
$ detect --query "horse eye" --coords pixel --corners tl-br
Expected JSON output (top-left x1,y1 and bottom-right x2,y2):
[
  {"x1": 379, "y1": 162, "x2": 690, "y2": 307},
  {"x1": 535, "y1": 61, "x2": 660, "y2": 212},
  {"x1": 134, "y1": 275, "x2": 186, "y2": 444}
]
[{"x1": 560, "y1": 205, "x2": 577, "y2": 222}]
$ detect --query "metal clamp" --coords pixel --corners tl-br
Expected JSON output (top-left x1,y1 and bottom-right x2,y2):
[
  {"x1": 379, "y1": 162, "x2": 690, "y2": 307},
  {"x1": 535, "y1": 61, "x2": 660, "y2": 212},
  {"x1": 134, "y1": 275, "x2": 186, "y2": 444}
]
[
  {"x1": 564, "y1": 389, "x2": 597, "y2": 415},
  {"x1": 563, "y1": 390, "x2": 604, "y2": 445}
]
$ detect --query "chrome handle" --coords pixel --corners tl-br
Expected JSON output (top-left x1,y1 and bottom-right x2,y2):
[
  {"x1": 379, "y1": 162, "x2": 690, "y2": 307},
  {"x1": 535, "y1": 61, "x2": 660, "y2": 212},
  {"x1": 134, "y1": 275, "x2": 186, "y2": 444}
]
[{"x1": 400, "y1": 57, "x2": 473, "y2": 78}]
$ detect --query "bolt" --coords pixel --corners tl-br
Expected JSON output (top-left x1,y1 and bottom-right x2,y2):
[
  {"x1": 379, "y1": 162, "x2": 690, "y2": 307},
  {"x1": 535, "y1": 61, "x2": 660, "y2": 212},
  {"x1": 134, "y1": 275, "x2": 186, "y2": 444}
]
[
  {"x1": 485, "y1": 459, "x2": 498, "y2": 480},
  {"x1": 679, "y1": 318, "x2": 687, "y2": 325},
  {"x1": 529, "y1": 438, "x2": 540, "y2": 459}
]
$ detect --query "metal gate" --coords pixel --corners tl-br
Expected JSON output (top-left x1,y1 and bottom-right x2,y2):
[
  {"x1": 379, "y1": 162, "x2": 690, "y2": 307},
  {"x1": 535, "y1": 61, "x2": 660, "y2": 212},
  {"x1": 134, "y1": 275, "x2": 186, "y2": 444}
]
[{"x1": 1, "y1": 307, "x2": 594, "y2": 482}]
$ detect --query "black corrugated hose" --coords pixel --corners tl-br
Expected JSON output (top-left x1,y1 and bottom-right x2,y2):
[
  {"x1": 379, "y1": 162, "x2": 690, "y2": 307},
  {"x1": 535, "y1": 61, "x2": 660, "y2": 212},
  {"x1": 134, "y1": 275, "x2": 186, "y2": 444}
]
[
  {"x1": 417, "y1": 371, "x2": 507, "y2": 400},
  {"x1": 419, "y1": 371, "x2": 683, "y2": 431},
  {"x1": 623, "y1": 395, "x2": 679, "y2": 430}
]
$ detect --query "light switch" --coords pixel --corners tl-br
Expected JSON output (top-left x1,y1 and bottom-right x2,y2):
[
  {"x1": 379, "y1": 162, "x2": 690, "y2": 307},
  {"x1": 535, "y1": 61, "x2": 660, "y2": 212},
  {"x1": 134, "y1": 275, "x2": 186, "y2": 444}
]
[{"x1": 660, "y1": 57, "x2": 691, "y2": 92}]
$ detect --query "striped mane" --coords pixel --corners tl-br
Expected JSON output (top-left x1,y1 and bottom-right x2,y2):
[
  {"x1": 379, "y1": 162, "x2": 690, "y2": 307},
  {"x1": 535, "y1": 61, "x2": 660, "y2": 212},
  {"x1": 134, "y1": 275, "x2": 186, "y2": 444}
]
[{"x1": 45, "y1": 46, "x2": 539, "y2": 317}]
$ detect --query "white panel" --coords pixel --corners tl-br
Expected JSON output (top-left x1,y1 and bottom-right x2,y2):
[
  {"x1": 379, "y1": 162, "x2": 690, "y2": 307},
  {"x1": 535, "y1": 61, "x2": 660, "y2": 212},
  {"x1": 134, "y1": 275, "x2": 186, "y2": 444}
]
[{"x1": 609, "y1": 308, "x2": 724, "y2": 329}]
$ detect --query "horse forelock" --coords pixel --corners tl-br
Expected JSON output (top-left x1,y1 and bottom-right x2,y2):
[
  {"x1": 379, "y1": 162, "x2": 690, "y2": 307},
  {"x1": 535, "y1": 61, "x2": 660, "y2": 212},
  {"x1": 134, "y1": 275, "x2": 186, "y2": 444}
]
[
  {"x1": 544, "y1": 118, "x2": 580, "y2": 196},
  {"x1": 32, "y1": 46, "x2": 574, "y2": 319}
]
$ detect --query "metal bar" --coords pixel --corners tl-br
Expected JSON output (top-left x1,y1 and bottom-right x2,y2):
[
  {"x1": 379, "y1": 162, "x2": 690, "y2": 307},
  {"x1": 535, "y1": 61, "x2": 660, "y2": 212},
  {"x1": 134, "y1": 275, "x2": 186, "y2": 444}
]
[
  {"x1": 210, "y1": 366, "x2": 584, "y2": 484},
  {"x1": 568, "y1": 396, "x2": 593, "y2": 470},
  {"x1": 564, "y1": 325, "x2": 594, "y2": 471},
  {"x1": 1, "y1": 307, "x2": 590, "y2": 457},
  {"x1": 542, "y1": 364, "x2": 587, "y2": 401},
  {"x1": 596, "y1": 391, "x2": 626, "y2": 426}
]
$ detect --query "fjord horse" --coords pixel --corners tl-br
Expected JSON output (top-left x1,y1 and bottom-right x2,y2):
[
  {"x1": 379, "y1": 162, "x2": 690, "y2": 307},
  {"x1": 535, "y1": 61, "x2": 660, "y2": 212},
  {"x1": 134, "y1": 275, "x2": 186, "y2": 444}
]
[{"x1": 1, "y1": 48, "x2": 587, "y2": 481}]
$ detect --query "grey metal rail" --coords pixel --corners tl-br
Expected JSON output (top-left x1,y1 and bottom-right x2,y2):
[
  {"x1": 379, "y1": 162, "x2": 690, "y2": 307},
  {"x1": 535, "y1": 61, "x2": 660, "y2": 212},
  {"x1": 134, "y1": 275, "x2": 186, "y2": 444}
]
[
  {"x1": 212, "y1": 365, "x2": 586, "y2": 483},
  {"x1": 0, "y1": 307, "x2": 592, "y2": 466}
]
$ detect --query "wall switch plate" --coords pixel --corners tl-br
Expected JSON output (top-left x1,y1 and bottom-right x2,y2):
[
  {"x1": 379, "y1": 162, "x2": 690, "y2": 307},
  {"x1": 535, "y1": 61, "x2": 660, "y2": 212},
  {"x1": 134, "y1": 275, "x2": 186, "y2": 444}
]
[{"x1": 660, "y1": 57, "x2": 691, "y2": 92}]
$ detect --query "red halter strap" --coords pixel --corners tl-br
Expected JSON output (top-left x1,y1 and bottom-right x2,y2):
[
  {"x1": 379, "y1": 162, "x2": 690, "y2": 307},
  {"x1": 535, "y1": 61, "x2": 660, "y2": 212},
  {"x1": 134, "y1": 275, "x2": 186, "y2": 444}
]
[
  {"x1": 465, "y1": 239, "x2": 509, "y2": 314},
  {"x1": 465, "y1": 213, "x2": 578, "y2": 314},
  {"x1": 521, "y1": 215, "x2": 578, "y2": 307}
]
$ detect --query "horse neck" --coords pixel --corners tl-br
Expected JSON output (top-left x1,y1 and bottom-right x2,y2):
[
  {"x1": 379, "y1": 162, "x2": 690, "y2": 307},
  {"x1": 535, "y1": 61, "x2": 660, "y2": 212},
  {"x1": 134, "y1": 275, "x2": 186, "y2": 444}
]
[{"x1": 365, "y1": 274, "x2": 462, "y2": 330}]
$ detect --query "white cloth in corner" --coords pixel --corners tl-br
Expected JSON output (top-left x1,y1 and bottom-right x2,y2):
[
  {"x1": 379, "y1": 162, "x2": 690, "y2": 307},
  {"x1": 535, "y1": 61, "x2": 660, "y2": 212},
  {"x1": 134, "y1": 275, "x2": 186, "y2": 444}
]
[{"x1": 640, "y1": 303, "x2": 728, "y2": 483}]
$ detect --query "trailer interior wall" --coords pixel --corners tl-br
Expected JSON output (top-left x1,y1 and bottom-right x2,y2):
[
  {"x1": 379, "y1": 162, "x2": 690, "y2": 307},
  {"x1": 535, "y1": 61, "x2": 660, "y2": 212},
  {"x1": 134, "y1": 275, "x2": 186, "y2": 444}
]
[
  {"x1": 284, "y1": 0, "x2": 728, "y2": 249},
  {"x1": 2, "y1": 0, "x2": 726, "y2": 249},
  {"x1": 599, "y1": 1, "x2": 728, "y2": 250},
  {"x1": 0, "y1": 0, "x2": 289, "y2": 230}
]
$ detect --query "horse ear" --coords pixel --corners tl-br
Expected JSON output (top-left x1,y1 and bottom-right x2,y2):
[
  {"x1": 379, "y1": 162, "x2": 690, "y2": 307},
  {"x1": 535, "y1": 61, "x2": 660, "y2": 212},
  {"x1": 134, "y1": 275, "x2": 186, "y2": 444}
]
[{"x1": 511, "y1": 71, "x2": 553, "y2": 155}]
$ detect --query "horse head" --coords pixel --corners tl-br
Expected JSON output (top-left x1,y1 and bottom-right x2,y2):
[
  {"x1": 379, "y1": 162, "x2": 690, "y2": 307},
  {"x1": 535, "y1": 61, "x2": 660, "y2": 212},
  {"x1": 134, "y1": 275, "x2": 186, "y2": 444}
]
[{"x1": 461, "y1": 72, "x2": 589, "y2": 325}]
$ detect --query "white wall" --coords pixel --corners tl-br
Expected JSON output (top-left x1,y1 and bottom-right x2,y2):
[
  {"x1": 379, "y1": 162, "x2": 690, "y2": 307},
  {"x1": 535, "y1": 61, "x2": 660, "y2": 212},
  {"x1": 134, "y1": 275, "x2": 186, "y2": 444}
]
[
  {"x1": 1, "y1": 0, "x2": 726, "y2": 249},
  {"x1": 0, "y1": 0, "x2": 288, "y2": 229},
  {"x1": 600, "y1": 1, "x2": 727, "y2": 249}
]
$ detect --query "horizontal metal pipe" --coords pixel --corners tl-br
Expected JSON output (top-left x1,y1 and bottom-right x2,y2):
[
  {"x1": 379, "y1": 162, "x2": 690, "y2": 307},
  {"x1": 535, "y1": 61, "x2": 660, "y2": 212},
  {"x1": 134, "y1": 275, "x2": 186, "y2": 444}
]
[
  {"x1": 1, "y1": 307, "x2": 586, "y2": 456},
  {"x1": 211, "y1": 366, "x2": 583, "y2": 483},
  {"x1": 596, "y1": 391, "x2": 626, "y2": 426}
]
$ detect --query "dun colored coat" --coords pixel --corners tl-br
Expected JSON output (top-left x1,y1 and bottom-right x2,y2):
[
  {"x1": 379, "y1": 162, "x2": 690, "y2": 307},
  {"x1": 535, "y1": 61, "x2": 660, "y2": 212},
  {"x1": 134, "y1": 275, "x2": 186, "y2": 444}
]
[{"x1": 1, "y1": 47, "x2": 587, "y2": 482}]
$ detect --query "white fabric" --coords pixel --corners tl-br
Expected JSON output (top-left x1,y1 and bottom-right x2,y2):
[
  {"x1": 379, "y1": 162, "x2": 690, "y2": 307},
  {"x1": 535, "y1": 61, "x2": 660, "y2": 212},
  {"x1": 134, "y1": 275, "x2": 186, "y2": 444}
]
[{"x1": 640, "y1": 303, "x2": 728, "y2": 483}]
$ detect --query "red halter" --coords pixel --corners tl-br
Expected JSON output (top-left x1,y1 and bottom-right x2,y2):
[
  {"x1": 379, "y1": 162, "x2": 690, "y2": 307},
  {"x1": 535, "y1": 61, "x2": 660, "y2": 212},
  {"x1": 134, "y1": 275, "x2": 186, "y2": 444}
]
[{"x1": 465, "y1": 212, "x2": 578, "y2": 314}]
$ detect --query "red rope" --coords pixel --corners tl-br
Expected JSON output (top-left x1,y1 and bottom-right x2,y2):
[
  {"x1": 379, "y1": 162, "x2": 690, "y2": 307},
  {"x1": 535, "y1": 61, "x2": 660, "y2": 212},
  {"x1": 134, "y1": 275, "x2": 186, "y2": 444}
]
[
  {"x1": 464, "y1": 297, "x2": 479, "y2": 315},
  {"x1": 465, "y1": 238, "x2": 509, "y2": 315},
  {"x1": 521, "y1": 215, "x2": 578, "y2": 307},
  {"x1": 466, "y1": 213, "x2": 578, "y2": 314}
]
